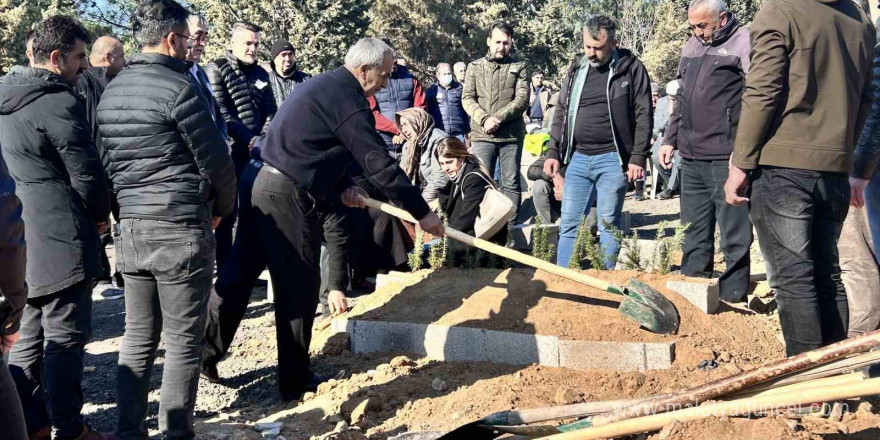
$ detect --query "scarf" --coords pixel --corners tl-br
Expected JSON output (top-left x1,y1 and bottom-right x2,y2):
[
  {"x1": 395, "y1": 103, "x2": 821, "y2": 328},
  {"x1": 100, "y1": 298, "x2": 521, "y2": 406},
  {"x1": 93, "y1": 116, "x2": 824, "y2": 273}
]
[{"x1": 395, "y1": 108, "x2": 435, "y2": 182}]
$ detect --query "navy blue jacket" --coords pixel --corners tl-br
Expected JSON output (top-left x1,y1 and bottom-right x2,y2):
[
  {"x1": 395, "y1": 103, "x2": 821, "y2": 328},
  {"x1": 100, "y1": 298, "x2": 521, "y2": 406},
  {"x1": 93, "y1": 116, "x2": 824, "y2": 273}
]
[{"x1": 426, "y1": 81, "x2": 469, "y2": 136}]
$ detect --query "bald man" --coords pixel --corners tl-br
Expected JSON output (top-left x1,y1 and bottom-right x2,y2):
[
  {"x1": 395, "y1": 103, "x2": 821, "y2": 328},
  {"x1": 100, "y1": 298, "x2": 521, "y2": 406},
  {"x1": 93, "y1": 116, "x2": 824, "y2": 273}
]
[{"x1": 74, "y1": 35, "x2": 126, "y2": 300}]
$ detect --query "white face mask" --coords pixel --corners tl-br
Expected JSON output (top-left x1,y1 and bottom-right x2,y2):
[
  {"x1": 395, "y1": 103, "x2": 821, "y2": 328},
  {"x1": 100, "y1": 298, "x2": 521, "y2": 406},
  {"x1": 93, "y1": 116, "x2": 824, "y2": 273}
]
[{"x1": 438, "y1": 74, "x2": 454, "y2": 87}]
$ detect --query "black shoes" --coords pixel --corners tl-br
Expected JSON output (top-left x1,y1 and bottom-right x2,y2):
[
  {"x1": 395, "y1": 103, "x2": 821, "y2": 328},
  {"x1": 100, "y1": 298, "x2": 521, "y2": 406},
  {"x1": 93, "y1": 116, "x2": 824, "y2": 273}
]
[
  {"x1": 282, "y1": 369, "x2": 347, "y2": 402},
  {"x1": 657, "y1": 189, "x2": 675, "y2": 200},
  {"x1": 200, "y1": 363, "x2": 221, "y2": 384}
]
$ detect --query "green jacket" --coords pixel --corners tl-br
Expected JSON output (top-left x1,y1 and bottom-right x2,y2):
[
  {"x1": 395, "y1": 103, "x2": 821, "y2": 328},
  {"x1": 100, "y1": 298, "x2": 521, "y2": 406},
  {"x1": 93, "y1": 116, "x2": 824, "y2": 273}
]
[
  {"x1": 732, "y1": 0, "x2": 875, "y2": 173},
  {"x1": 462, "y1": 54, "x2": 529, "y2": 143}
]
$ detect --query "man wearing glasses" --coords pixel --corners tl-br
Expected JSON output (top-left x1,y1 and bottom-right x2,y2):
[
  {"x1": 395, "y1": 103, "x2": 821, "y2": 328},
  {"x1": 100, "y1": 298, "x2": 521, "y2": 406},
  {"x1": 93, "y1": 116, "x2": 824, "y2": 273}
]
[
  {"x1": 658, "y1": 0, "x2": 752, "y2": 303},
  {"x1": 186, "y1": 14, "x2": 226, "y2": 140},
  {"x1": 97, "y1": 0, "x2": 236, "y2": 436},
  {"x1": 206, "y1": 21, "x2": 277, "y2": 272}
]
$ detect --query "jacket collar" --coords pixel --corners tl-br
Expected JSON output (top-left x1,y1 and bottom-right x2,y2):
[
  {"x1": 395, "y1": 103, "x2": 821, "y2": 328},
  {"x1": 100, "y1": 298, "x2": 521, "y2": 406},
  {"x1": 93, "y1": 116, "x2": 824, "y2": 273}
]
[
  {"x1": 126, "y1": 53, "x2": 188, "y2": 73},
  {"x1": 707, "y1": 14, "x2": 740, "y2": 47}
]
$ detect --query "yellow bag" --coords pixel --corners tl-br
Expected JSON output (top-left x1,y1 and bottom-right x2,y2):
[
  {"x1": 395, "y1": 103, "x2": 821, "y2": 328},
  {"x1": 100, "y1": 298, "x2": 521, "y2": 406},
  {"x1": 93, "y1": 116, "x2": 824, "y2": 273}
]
[{"x1": 524, "y1": 132, "x2": 550, "y2": 157}]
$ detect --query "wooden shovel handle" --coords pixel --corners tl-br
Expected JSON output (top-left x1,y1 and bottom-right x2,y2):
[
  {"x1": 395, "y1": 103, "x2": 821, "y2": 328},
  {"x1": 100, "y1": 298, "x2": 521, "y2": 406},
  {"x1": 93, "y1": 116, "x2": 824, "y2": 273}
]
[
  {"x1": 363, "y1": 198, "x2": 616, "y2": 294},
  {"x1": 539, "y1": 377, "x2": 880, "y2": 440}
]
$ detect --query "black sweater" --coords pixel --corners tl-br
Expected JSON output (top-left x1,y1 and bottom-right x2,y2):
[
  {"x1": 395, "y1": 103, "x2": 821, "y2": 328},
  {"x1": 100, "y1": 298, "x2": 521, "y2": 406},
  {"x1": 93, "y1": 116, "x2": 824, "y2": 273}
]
[{"x1": 261, "y1": 66, "x2": 429, "y2": 220}]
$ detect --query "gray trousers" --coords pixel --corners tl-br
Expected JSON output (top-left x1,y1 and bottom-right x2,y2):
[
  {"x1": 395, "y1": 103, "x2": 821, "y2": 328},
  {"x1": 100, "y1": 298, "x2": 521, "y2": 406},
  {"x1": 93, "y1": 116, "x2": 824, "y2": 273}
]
[
  {"x1": 114, "y1": 219, "x2": 215, "y2": 440},
  {"x1": 838, "y1": 206, "x2": 880, "y2": 336}
]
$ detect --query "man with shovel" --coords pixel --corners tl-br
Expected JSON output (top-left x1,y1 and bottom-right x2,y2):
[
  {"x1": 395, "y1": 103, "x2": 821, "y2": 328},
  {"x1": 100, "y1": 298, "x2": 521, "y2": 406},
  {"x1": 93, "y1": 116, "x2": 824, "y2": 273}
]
[{"x1": 242, "y1": 37, "x2": 443, "y2": 401}]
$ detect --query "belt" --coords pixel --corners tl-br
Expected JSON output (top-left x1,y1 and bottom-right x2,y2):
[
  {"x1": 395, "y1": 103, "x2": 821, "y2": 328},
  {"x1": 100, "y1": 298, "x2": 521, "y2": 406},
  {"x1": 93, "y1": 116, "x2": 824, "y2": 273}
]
[{"x1": 260, "y1": 161, "x2": 286, "y2": 177}]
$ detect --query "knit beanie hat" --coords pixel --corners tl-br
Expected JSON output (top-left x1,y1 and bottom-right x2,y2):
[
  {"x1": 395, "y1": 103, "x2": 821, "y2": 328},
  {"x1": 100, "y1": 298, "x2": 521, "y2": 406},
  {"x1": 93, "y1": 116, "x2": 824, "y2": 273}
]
[{"x1": 270, "y1": 39, "x2": 295, "y2": 60}]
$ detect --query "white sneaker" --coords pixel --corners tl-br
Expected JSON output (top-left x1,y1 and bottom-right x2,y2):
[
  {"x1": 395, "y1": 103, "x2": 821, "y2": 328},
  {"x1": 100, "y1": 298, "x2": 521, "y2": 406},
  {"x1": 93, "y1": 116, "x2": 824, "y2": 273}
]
[{"x1": 93, "y1": 284, "x2": 124, "y2": 300}]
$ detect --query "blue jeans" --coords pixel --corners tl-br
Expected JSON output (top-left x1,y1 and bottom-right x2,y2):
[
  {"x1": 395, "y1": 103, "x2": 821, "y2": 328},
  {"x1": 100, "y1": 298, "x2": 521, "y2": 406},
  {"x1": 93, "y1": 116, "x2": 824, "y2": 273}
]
[
  {"x1": 865, "y1": 171, "x2": 880, "y2": 265},
  {"x1": 556, "y1": 152, "x2": 627, "y2": 269}
]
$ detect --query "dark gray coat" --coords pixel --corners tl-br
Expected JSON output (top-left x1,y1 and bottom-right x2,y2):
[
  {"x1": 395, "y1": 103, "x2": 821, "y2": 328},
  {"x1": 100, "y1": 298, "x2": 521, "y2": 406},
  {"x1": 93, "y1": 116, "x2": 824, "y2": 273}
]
[
  {"x1": 0, "y1": 67, "x2": 111, "y2": 297},
  {"x1": 98, "y1": 53, "x2": 237, "y2": 223}
]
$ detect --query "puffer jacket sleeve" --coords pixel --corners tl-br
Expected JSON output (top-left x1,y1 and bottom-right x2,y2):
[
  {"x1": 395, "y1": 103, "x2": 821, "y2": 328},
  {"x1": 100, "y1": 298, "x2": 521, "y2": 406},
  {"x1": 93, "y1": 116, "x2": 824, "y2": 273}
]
[
  {"x1": 206, "y1": 61, "x2": 256, "y2": 146},
  {"x1": 493, "y1": 63, "x2": 530, "y2": 123},
  {"x1": 43, "y1": 94, "x2": 111, "y2": 222},
  {"x1": 462, "y1": 62, "x2": 490, "y2": 126},
  {"x1": 0, "y1": 154, "x2": 26, "y2": 336},
  {"x1": 170, "y1": 81, "x2": 237, "y2": 218},
  {"x1": 853, "y1": 45, "x2": 880, "y2": 180}
]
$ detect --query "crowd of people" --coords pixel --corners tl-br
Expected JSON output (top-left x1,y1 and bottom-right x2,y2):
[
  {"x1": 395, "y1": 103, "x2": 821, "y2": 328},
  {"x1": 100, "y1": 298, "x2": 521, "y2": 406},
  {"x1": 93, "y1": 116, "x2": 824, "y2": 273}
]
[{"x1": 1, "y1": 0, "x2": 879, "y2": 439}]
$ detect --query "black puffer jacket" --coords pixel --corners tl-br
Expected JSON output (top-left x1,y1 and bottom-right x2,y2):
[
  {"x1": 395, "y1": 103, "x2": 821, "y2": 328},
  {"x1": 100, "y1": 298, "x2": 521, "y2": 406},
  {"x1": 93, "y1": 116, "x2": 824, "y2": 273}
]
[
  {"x1": 206, "y1": 52, "x2": 277, "y2": 162},
  {"x1": 0, "y1": 67, "x2": 111, "y2": 297},
  {"x1": 98, "y1": 53, "x2": 237, "y2": 223},
  {"x1": 267, "y1": 61, "x2": 311, "y2": 107}
]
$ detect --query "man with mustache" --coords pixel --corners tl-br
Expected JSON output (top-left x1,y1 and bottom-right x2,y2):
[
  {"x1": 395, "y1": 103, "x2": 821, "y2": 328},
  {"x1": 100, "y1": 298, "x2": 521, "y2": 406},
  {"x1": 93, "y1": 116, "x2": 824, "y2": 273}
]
[
  {"x1": 267, "y1": 39, "x2": 311, "y2": 107},
  {"x1": 544, "y1": 15, "x2": 653, "y2": 270}
]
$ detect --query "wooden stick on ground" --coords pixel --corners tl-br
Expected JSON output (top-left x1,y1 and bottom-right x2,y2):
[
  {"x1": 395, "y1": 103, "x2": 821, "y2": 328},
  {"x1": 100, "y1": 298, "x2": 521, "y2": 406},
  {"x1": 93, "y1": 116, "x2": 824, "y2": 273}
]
[
  {"x1": 537, "y1": 377, "x2": 880, "y2": 440},
  {"x1": 588, "y1": 329, "x2": 880, "y2": 427}
]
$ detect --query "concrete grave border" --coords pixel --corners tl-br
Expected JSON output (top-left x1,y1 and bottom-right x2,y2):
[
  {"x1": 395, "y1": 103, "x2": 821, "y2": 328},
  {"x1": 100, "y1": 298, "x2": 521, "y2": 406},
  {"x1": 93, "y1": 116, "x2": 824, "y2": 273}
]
[{"x1": 330, "y1": 319, "x2": 675, "y2": 372}]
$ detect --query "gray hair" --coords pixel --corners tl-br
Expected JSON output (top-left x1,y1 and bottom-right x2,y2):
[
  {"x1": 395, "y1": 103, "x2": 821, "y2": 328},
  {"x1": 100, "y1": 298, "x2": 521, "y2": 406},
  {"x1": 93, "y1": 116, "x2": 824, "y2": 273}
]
[
  {"x1": 344, "y1": 38, "x2": 394, "y2": 69},
  {"x1": 688, "y1": 0, "x2": 728, "y2": 14},
  {"x1": 584, "y1": 15, "x2": 616, "y2": 42},
  {"x1": 187, "y1": 13, "x2": 207, "y2": 30},
  {"x1": 435, "y1": 62, "x2": 451, "y2": 72}
]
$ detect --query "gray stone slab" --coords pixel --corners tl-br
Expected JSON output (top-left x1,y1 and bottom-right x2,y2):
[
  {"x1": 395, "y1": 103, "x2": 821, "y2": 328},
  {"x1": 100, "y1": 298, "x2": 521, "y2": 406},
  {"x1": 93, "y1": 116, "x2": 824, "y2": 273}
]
[
  {"x1": 667, "y1": 278, "x2": 720, "y2": 314},
  {"x1": 349, "y1": 320, "x2": 427, "y2": 356},
  {"x1": 558, "y1": 340, "x2": 647, "y2": 372},
  {"x1": 422, "y1": 324, "x2": 488, "y2": 362},
  {"x1": 644, "y1": 342, "x2": 676, "y2": 370},
  {"x1": 485, "y1": 330, "x2": 559, "y2": 366},
  {"x1": 330, "y1": 318, "x2": 353, "y2": 333}
]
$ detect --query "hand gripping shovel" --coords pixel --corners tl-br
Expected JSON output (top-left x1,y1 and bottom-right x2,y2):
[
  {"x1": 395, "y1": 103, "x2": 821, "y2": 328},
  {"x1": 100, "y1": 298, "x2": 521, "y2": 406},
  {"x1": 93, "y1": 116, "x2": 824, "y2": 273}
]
[{"x1": 362, "y1": 198, "x2": 680, "y2": 335}]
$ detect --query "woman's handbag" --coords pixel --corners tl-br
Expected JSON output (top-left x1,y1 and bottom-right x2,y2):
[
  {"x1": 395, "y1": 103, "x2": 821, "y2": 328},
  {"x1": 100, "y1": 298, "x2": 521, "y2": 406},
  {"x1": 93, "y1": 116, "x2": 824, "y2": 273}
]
[{"x1": 465, "y1": 172, "x2": 516, "y2": 239}]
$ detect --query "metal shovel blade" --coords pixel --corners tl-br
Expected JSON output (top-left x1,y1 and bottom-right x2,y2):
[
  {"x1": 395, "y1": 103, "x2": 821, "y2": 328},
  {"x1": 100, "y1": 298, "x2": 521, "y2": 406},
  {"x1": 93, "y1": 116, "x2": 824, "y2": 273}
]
[{"x1": 617, "y1": 278, "x2": 680, "y2": 335}]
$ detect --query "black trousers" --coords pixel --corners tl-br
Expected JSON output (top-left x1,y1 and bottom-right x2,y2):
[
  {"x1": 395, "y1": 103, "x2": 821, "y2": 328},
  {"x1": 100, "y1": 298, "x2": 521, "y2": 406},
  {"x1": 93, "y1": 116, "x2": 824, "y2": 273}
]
[
  {"x1": 96, "y1": 193, "x2": 124, "y2": 287},
  {"x1": 750, "y1": 167, "x2": 850, "y2": 357},
  {"x1": 8, "y1": 280, "x2": 92, "y2": 439},
  {"x1": 0, "y1": 356, "x2": 27, "y2": 440},
  {"x1": 679, "y1": 159, "x2": 752, "y2": 301},
  {"x1": 202, "y1": 162, "x2": 323, "y2": 400},
  {"x1": 215, "y1": 157, "x2": 248, "y2": 273}
]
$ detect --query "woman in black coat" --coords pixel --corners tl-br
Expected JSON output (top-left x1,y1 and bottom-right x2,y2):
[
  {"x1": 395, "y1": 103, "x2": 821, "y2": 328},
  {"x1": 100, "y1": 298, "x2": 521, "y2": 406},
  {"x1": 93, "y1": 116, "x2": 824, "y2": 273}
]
[{"x1": 435, "y1": 137, "x2": 507, "y2": 265}]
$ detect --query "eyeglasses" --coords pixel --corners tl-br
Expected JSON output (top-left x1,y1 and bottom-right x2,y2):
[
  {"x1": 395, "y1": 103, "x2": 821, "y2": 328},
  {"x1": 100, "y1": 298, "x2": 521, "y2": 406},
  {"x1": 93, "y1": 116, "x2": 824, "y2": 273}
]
[{"x1": 188, "y1": 34, "x2": 210, "y2": 44}]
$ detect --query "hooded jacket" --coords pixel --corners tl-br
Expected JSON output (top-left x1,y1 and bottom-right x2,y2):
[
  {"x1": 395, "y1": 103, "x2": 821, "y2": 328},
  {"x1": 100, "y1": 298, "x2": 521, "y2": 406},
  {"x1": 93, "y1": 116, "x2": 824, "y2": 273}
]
[
  {"x1": 462, "y1": 54, "x2": 529, "y2": 143},
  {"x1": 206, "y1": 51, "x2": 277, "y2": 163},
  {"x1": 732, "y1": 0, "x2": 875, "y2": 173},
  {"x1": 0, "y1": 67, "x2": 111, "y2": 297},
  {"x1": 267, "y1": 59, "x2": 311, "y2": 108},
  {"x1": 548, "y1": 49, "x2": 654, "y2": 170},
  {"x1": 98, "y1": 53, "x2": 237, "y2": 224},
  {"x1": 664, "y1": 15, "x2": 750, "y2": 160}
]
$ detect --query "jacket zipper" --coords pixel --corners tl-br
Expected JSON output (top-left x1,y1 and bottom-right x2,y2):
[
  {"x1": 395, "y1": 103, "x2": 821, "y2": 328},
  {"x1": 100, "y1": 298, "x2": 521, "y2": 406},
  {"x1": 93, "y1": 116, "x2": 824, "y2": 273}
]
[{"x1": 606, "y1": 65, "x2": 623, "y2": 166}]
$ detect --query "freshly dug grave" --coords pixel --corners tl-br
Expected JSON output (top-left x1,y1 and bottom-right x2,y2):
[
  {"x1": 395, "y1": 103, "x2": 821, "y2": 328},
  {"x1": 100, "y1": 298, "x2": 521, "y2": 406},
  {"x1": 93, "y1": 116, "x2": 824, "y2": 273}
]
[{"x1": 344, "y1": 268, "x2": 782, "y2": 365}]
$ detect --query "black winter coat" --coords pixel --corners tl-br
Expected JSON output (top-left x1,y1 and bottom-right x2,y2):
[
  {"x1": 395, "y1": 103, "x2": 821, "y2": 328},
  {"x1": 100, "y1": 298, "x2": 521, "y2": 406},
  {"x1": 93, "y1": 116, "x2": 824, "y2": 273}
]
[
  {"x1": 267, "y1": 62, "x2": 311, "y2": 108},
  {"x1": 549, "y1": 49, "x2": 653, "y2": 170},
  {"x1": 206, "y1": 52, "x2": 277, "y2": 163},
  {"x1": 0, "y1": 67, "x2": 111, "y2": 297},
  {"x1": 98, "y1": 53, "x2": 237, "y2": 223}
]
